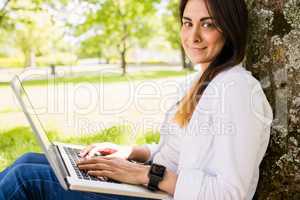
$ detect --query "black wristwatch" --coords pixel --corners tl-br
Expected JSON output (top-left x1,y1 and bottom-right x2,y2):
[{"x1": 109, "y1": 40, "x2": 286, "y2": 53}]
[{"x1": 147, "y1": 163, "x2": 166, "y2": 191}]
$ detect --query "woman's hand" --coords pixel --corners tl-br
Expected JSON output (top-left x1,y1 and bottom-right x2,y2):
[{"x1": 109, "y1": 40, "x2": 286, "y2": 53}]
[
  {"x1": 77, "y1": 157, "x2": 150, "y2": 185},
  {"x1": 79, "y1": 142, "x2": 133, "y2": 159}
]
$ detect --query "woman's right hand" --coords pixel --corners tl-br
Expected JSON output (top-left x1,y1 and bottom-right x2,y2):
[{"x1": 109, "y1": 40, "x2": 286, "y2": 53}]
[{"x1": 79, "y1": 142, "x2": 133, "y2": 160}]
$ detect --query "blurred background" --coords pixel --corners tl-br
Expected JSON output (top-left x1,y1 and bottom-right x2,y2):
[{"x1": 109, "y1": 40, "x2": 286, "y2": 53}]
[
  {"x1": 0, "y1": 0, "x2": 197, "y2": 170},
  {"x1": 0, "y1": 0, "x2": 193, "y2": 71}
]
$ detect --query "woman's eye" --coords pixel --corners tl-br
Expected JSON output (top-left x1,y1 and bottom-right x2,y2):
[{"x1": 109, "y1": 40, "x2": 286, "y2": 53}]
[
  {"x1": 183, "y1": 22, "x2": 192, "y2": 27},
  {"x1": 202, "y1": 22, "x2": 214, "y2": 29}
]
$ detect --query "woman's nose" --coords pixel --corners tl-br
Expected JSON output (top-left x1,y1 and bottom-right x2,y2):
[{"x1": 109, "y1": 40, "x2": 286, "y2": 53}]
[{"x1": 190, "y1": 27, "x2": 202, "y2": 43}]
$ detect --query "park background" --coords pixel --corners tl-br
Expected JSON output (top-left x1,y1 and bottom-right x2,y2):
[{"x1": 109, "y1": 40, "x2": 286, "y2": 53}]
[{"x1": 0, "y1": 0, "x2": 299, "y2": 199}]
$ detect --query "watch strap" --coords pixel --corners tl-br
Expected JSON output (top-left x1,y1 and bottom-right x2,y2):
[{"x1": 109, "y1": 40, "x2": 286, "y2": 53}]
[
  {"x1": 148, "y1": 174, "x2": 162, "y2": 191},
  {"x1": 147, "y1": 163, "x2": 166, "y2": 191}
]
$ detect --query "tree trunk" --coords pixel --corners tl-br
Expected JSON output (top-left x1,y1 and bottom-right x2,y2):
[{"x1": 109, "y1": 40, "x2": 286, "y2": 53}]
[
  {"x1": 180, "y1": 45, "x2": 194, "y2": 70},
  {"x1": 180, "y1": 45, "x2": 187, "y2": 69},
  {"x1": 245, "y1": 0, "x2": 300, "y2": 199},
  {"x1": 121, "y1": 49, "x2": 126, "y2": 76},
  {"x1": 24, "y1": 48, "x2": 36, "y2": 68},
  {"x1": 120, "y1": 30, "x2": 127, "y2": 76}
]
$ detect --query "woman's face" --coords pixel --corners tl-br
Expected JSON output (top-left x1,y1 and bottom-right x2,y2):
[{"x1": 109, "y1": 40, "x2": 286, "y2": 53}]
[{"x1": 180, "y1": 0, "x2": 225, "y2": 65}]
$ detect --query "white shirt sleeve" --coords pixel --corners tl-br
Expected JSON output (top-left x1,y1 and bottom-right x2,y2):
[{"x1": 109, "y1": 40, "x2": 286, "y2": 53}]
[
  {"x1": 143, "y1": 142, "x2": 161, "y2": 162},
  {"x1": 174, "y1": 74, "x2": 273, "y2": 200}
]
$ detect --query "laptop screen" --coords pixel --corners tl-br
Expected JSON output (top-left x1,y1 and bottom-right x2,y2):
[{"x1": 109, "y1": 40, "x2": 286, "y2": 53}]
[{"x1": 11, "y1": 76, "x2": 52, "y2": 150}]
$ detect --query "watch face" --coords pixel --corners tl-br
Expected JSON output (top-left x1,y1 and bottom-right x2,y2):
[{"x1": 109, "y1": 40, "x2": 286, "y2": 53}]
[{"x1": 152, "y1": 164, "x2": 165, "y2": 176}]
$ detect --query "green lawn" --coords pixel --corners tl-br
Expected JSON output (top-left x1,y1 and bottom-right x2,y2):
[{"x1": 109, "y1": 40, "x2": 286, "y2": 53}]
[
  {"x1": 23, "y1": 70, "x2": 194, "y2": 86},
  {"x1": 0, "y1": 70, "x2": 194, "y2": 87},
  {"x1": 0, "y1": 126, "x2": 159, "y2": 171}
]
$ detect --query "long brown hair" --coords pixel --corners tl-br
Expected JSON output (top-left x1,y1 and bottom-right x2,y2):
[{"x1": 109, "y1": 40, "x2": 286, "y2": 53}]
[{"x1": 174, "y1": 0, "x2": 248, "y2": 128}]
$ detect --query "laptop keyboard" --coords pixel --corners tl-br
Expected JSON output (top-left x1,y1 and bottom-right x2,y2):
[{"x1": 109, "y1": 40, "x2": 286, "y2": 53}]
[{"x1": 63, "y1": 146, "x2": 118, "y2": 183}]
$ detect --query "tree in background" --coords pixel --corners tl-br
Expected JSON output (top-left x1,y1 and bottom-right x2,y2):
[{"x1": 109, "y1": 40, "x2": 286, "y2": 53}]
[
  {"x1": 0, "y1": 0, "x2": 71, "y2": 68},
  {"x1": 0, "y1": 0, "x2": 10, "y2": 25},
  {"x1": 162, "y1": 0, "x2": 192, "y2": 70},
  {"x1": 77, "y1": 28, "x2": 118, "y2": 64},
  {"x1": 14, "y1": 12, "x2": 54, "y2": 67},
  {"x1": 0, "y1": 0, "x2": 13, "y2": 57},
  {"x1": 77, "y1": 0, "x2": 161, "y2": 75},
  {"x1": 245, "y1": 0, "x2": 300, "y2": 199},
  {"x1": 0, "y1": 0, "x2": 46, "y2": 67}
]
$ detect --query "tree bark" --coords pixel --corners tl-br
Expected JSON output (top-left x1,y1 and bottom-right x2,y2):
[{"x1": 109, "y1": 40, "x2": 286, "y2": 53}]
[
  {"x1": 180, "y1": 45, "x2": 187, "y2": 69},
  {"x1": 120, "y1": 23, "x2": 128, "y2": 76},
  {"x1": 121, "y1": 48, "x2": 126, "y2": 76},
  {"x1": 24, "y1": 48, "x2": 36, "y2": 68},
  {"x1": 245, "y1": 0, "x2": 300, "y2": 199},
  {"x1": 180, "y1": 45, "x2": 194, "y2": 70}
]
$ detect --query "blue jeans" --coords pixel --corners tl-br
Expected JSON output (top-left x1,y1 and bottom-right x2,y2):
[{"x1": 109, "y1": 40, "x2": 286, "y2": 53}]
[{"x1": 0, "y1": 153, "x2": 157, "y2": 200}]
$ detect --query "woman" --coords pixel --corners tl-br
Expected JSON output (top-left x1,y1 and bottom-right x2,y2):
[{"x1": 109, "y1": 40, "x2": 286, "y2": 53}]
[{"x1": 0, "y1": 0, "x2": 273, "y2": 199}]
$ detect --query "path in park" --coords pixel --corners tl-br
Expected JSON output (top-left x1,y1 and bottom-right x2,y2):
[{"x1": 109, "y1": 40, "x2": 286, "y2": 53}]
[{"x1": 0, "y1": 75, "x2": 192, "y2": 138}]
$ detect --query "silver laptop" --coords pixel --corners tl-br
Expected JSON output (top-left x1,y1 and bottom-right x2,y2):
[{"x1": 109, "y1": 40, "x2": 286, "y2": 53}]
[{"x1": 11, "y1": 75, "x2": 169, "y2": 199}]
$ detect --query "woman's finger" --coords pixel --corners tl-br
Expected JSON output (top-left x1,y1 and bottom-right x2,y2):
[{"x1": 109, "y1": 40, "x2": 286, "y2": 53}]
[
  {"x1": 79, "y1": 145, "x2": 95, "y2": 157},
  {"x1": 86, "y1": 147, "x2": 103, "y2": 158},
  {"x1": 77, "y1": 157, "x2": 113, "y2": 165},
  {"x1": 78, "y1": 163, "x2": 111, "y2": 171},
  {"x1": 88, "y1": 170, "x2": 114, "y2": 178}
]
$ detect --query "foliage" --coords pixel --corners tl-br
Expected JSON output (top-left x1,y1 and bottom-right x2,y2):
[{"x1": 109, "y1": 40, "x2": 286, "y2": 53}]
[
  {"x1": 14, "y1": 11, "x2": 54, "y2": 67},
  {"x1": 161, "y1": 0, "x2": 192, "y2": 69},
  {"x1": 0, "y1": 57, "x2": 24, "y2": 68},
  {"x1": 0, "y1": 53, "x2": 77, "y2": 68},
  {"x1": 0, "y1": 126, "x2": 160, "y2": 171},
  {"x1": 162, "y1": 0, "x2": 181, "y2": 49},
  {"x1": 76, "y1": 0, "x2": 161, "y2": 73},
  {"x1": 35, "y1": 53, "x2": 78, "y2": 67},
  {"x1": 0, "y1": 0, "x2": 74, "y2": 68},
  {"x1": 136, "y1": 131, "x2": 160, "y2": 145}
]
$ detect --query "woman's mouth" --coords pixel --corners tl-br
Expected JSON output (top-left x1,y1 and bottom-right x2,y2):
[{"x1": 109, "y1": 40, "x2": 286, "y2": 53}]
[{"x1": 190, "y1": 47, "x2": 207, "y2": 52}]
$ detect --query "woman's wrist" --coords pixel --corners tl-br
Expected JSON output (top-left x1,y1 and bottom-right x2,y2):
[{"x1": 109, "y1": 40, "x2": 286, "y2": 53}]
[
  {"x1": 137, "y1": 164, "x2": 150, "y2": 186},
  {"x1": 128, "y1": 146, "x2": 151, "y2": 163},
  {"x1": 137, "y1": 164, "x2": 178, "y2": 195}
]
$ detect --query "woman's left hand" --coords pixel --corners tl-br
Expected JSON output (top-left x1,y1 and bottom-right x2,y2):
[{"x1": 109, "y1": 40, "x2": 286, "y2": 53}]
[{"x1": 77, "y1": 157, "x2": 150, "y2": 185}]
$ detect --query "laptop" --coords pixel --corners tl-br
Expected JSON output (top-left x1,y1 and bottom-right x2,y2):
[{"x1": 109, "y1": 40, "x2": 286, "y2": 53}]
[{"x1": 11, "y1": 75, "x2": 169, "y2": 199}]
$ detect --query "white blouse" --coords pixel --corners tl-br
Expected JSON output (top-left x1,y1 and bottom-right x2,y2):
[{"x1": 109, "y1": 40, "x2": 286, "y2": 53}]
[{"x1": 145, "y1": 63, "x2": 273, "y2": 200}]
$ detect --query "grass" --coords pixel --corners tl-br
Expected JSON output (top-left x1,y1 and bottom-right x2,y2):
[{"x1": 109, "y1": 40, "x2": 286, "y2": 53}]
[
  {"x1": 0, "y1": 126, "x2": 160, "y2": 171},
  {"x1": 0, "y1": 82, "x2": 9, "y2": 87},
  {"x1": 0, "y1": 70, "x2": 194, "y2": 87},
  {"x1": 0, "y1": 107, "x2": 20, "y2": 114},
  {"x1": 22, "y1": 70, "x2": 193, "y2": 86},
  {"x1": 0, "y1": 54, "x2": 77, "y2": 68}
]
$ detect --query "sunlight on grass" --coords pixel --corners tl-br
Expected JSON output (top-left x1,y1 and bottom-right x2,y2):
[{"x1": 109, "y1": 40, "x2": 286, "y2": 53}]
[
  {"x1": 0, "y1": 126, "x2": 160, "y2": 171},
  {"x1": 23, "y1": 70, "x2": 194, "y2": 86},
  {"x1": 0, "y1": 107, "x2": 20, "y2": 114},
  {"x1": 0, "y1": 69, "x2": 194, "y2": 88}
]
